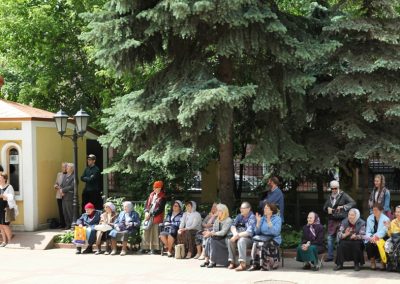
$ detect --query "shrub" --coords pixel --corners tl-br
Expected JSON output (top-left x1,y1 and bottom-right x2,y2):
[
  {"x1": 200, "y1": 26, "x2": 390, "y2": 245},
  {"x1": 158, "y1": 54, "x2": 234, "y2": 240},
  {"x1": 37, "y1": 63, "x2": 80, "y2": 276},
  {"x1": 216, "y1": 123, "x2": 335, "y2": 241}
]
[{"x1": 54, "y1": 230, "x2": 74, "y2": 244}]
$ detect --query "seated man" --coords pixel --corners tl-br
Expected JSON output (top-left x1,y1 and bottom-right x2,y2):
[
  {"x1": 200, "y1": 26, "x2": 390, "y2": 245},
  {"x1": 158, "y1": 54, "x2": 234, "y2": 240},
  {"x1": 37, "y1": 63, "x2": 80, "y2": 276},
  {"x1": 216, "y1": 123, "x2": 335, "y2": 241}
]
[
  {"x1": 227, "y1": 202, "x2": 256, "y2": 271},
  {"x1": 75, "y1": 202, "x2": 101, "y2": 254}
]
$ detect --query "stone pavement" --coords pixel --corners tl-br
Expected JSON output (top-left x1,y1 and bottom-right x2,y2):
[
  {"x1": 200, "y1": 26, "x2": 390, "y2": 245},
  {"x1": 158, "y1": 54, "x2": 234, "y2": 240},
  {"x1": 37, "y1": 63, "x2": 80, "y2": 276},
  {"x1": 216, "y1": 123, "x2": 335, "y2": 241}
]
[{"x1": 0, "y1": 248, "x2": 399, "y2": 284}]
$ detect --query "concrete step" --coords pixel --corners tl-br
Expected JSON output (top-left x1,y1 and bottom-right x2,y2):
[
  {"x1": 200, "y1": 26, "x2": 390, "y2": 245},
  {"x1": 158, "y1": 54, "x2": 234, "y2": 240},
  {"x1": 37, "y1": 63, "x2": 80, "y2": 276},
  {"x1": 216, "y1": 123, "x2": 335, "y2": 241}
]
[{"x1": 0, "y1": 229, "x2": 63, "y2": 250}]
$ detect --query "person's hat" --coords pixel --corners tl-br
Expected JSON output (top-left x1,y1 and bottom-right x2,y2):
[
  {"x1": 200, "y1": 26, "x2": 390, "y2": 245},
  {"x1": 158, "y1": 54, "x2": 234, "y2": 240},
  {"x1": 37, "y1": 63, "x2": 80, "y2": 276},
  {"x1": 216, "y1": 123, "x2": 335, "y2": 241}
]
[
  {"x1": 84, "y1": 202, "x2": 95, "y2": 210},
  {"x1": 153, "y1": 180, "x2": 163, "y2": 189},
  {"x1": 87, "y1": 154, "x2": 96, "y2": 160}
]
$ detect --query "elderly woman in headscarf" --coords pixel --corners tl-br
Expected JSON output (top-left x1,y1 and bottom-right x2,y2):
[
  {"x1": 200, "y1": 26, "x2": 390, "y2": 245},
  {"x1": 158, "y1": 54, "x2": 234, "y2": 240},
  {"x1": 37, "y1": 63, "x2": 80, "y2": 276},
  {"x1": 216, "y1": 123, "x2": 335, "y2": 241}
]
[
  {"x1": 296, "y1": 212, "x2": 324, "y2": 271},
  {"x1": 200, "y1": 203, "x2": 232, "y2": 268},
  {"x1": 334, "y1": 208, "x2": 366, "y2": 271},
  {"x1": 94, "y1": 202, "x2": 117, "y2": 255},
  {"x1": 159, "y1": 200, "x2": 184, "y2": 257},
  {"x1": 109, "y1": 201, "x2": 140, "y2": 256},
  {"x1": 177, "y1": 200, "x2": 202, "y2": 258}
]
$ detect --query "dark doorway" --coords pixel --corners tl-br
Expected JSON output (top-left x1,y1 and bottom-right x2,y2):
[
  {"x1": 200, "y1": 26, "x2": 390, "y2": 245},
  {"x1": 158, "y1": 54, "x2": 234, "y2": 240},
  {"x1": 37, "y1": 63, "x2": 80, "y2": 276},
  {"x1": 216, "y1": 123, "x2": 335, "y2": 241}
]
[{"x1": 86, "y1": 139, "x2": 104, "y2": 192}]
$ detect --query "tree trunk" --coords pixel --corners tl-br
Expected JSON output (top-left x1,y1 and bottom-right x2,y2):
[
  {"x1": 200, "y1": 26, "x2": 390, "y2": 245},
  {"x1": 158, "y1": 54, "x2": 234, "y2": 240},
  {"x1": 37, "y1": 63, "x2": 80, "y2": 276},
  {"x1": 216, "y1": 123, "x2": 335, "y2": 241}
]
[{"x1": 217, "y1": 56, "x2": 235, "y2": 208}]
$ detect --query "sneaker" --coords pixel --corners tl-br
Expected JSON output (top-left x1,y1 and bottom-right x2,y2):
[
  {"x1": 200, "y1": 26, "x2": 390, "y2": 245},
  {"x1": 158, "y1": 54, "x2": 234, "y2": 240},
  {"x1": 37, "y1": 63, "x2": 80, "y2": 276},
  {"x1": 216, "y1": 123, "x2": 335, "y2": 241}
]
[
  {"x1": 0, "y1": 242, "x2": 7, "y2": 247},
  {"x1": 110, "y1": 250, "x2": 117, "y2": 255},
  {"x1": 120, "y1": 250, "x2": 127, "y2": 256},
  {"x1": 104, "y1": 251, "x2": 110, "y2": 255}
]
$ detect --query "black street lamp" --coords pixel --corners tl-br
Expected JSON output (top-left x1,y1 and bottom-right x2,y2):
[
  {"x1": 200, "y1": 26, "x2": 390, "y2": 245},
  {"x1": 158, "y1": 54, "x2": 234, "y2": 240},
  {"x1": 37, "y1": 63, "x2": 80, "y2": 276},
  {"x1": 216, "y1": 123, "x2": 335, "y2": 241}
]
[{"x1": 54, "y1": 108, "x2": 89, "y2": 229}]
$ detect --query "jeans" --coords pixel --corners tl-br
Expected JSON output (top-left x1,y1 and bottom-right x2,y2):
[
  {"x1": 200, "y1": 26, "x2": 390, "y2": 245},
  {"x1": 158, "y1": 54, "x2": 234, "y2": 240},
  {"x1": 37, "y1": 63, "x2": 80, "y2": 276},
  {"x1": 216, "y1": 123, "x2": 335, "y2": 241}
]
[
  {"x1": 327, "y1": 234, "x2": 336, "y2": 259},
  {"x1": 228, "y1": 237, "x2": 253, "y2": 264}
]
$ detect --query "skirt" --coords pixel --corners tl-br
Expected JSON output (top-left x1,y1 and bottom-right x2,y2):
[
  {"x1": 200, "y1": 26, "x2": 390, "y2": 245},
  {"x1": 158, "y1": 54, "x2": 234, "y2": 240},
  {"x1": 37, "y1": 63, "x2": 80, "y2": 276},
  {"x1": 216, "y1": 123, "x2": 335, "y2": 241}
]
[
  {"x1": 204, "y1": 237, "x2": 229, "y2": 266},
  {"x1": 335, "y1": 240, "x2": 365, "y2": 265},
  {"x1": 177, "y1": 229, "x2": 197, "y2": 255},
  {"x1": 296, "y1": 244, "x2": 319, "y2": 264},
  {"x1": 109, "y1": 229, "x2": 131, "y2": 242},
  {"x1": 251, "y1": 240, "x2": 280, "y2": 270},
  {"x1": 366, "y1": 242, "x2": 380, "y2": 260}
]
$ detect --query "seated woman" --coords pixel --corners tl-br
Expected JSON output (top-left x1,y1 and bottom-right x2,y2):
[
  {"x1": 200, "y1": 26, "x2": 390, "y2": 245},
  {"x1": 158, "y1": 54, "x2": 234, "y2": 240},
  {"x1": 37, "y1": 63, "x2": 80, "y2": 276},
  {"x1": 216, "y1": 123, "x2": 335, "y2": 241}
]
[
  {"x1": 296, "y1": 211, "x2": 324, "y2": 271},
  {"x1": 334, "y1": 208, "x2": 366, "y2": 271},
  {"x1": 109, "y1": 201, "x2": 140, "y2": 256},
  {"x1": 200, "y1": 203, "x2": 232, "y2": 268},
  {"x1": 384, "y1": 205, "x2": 400, "y2": 271},
  {"x1": 94, "y1": 202, "x2": 117, "y2": 255},
  {"x1": 248, "y1": 202, "x2": 282, "y2": 271},
  {"x1": 365, "y1": 203, "x2": 390, "y2": 270},
  {"x1": 159, "y1": 200, "x2": 183, "y2": 257},
  {"x1": 75, "y1": 202, "x2": 101, "y2": 254},
  {"x1": 177, "y1": 201, "x2": 202, "y2": 259},
  {"x1": 195, "y1": 202, "x2": 217, "y2": 260}
]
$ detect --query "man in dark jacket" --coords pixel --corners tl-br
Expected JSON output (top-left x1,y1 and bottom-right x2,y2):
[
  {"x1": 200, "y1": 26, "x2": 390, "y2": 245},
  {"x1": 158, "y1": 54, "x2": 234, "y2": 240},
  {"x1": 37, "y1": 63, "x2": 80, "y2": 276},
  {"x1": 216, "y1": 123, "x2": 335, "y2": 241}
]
[
  {"x1": 323, "y1": 180, "x2": 356, "y2": 262},
  {"x1": 81, "y1": 154, "x2": 102, "y2": 211}
]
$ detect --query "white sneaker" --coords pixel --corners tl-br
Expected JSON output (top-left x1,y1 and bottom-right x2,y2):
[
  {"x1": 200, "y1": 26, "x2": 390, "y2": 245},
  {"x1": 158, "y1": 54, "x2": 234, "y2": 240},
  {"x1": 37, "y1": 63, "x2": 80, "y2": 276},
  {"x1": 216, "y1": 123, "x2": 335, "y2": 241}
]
[{"x1": 120, "y1": 250, "x2": 126, "y2": 256}]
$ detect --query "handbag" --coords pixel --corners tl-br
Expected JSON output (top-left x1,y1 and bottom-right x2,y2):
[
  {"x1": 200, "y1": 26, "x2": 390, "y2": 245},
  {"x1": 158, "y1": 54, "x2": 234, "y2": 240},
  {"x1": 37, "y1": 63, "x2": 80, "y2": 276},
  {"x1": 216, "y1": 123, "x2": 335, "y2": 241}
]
[
  {"x1": 253, "y1": 234, "x2": 273, "y2": 242},
  {"x1": 73, "y1": 226, "x2": 87, "y2": 246},
  {"x1": 5, "y1": 207, "x2": 16, "y2": 222},
  {"x1": 174, "y1": 244, "x2": 185, "y2": 259},
  {"x1": 142, "y1": 216, "x2": 154, "y2": 230},
  {"x1": 94, "y1": 224, "x2": 113, "y2": 232}
]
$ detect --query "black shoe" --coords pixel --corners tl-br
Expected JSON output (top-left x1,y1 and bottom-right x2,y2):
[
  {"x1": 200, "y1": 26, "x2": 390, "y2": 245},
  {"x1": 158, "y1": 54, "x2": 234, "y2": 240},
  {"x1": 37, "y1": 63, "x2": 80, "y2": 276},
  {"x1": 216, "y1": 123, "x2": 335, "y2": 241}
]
[
  {"x1": 75, "y1": 247, "x2": 82, "y2": 254},
  {"x1": 325, "y1": 257, "x2": 334, "y2": 262},
  {"x1": 138, "y1": 249, "x2": 148, "y2": 254},
  {"x1": 207, "y1": 262, "x2": 216, "y2": 268},
  {"x1": 303, "y1": 263, "x2": 312, "y2": 270},
  {"x1": 333, "y1": 265, "x2": 343, "y2": 271},
  {"x1": 200, "y1": 262, "x2": 210, "y2": 268},
  {"x1": 247, "y1": 265, "x2": 260, "y2": 271},
  {"x1": 354, "y1": 264, "x2": 360, "y2": 271},
  {"x1": 148, "y1": 250, "x2": 156, "y2": 255},
  {"x1": 82, "y1": 246, "x2": 93, "y2": 254}
]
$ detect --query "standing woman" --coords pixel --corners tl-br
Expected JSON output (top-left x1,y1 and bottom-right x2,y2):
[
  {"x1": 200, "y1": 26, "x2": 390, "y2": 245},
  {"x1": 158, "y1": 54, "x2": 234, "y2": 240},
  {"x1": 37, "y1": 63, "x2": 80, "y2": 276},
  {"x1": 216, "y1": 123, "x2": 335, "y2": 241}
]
[
  {"x1": 368, "y1": 174, "x2": 391, "y2": 218},
  {"x1": 296, "y1": 212, "x2": 324, "y2": 271},
  {"x1": 53, "y1": 162, "x2": 67, "y2": 228},
  {"x1": 60, "y1": 163, "x2": 75, "y2": 229},
  {"x1": 0, "y1": 172, "x2": 18, "y2": 247},
  {"x1": 140, "y1": 180, "x2": 166, "y2": 254}
]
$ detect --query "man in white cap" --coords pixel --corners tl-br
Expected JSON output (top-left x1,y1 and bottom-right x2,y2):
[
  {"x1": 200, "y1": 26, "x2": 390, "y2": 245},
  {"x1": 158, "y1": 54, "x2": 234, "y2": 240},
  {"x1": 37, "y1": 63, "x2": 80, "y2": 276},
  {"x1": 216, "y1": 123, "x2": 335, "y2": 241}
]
[{"x1": 323, "y1": 180, "x2": 356, "y2": 262}]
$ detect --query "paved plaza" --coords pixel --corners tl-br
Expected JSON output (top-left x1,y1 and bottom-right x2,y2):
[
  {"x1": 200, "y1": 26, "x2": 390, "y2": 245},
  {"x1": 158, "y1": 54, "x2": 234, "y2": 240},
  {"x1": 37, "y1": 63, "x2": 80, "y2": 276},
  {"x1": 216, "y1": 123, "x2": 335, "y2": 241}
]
[{"x1": 1, "y1": 248, "x2": 399, "y2": 284}]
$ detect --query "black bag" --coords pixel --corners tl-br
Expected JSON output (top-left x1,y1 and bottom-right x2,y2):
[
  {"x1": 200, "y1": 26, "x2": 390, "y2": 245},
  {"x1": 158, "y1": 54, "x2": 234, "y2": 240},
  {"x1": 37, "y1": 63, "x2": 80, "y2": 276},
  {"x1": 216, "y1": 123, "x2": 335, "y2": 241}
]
[{"x1": 330, "y1": 194, "x2": 348, "y2": 220}]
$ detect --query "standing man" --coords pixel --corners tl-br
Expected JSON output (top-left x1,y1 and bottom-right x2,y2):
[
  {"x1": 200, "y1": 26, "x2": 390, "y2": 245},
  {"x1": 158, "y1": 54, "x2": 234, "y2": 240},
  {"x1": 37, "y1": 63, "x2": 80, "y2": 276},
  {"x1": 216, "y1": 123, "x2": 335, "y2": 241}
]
[
  {"x1": 259, "y1": 176, "x2": 285, "y2": 223},
  {"x1": 323, "y1": 180, "x2": 356, "y2": 262},
  {"x1": 227, "y1": 201, "x2": 256, "y2": 271},
  {"x1": 81, "y1": 154, "x2": 102, "y2": 211},
  {"x1": 54, "y1": 162, "x2": 67, "y2": 228}
]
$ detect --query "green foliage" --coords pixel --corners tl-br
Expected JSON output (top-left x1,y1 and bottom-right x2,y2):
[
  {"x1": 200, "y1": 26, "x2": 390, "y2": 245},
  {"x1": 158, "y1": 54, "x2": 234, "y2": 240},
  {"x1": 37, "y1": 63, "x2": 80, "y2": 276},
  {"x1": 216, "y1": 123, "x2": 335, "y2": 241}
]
[
  {"x1": 54, "y1": 230, "x2": 74, "y2": 244},
  {"x1": 281, "y1": 224, "x2": 302, "y2": 249}
]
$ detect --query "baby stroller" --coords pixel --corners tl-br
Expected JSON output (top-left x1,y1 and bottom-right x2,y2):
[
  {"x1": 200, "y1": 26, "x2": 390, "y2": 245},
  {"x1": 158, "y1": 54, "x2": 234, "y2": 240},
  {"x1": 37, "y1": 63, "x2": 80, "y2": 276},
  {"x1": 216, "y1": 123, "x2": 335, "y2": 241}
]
[{"x1": 385, "y1": 234, "x2": 400, "y2": 272}]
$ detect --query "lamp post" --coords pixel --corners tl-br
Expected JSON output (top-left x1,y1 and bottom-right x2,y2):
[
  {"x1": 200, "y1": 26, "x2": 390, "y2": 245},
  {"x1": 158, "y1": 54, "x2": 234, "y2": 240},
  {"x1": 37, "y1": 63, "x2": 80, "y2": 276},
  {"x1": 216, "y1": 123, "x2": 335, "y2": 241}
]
[{"x1": 54, "y1": 108, "x2": 89, "y2": 229}]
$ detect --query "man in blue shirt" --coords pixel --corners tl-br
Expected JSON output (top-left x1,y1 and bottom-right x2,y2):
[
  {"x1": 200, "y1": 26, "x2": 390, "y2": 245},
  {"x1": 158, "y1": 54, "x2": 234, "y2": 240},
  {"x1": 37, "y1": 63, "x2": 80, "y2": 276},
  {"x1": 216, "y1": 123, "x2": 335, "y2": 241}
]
[
  {"x1": 227, "y1": 202, "x2": 256, "y2": 271},
  {"x1": 259, "y1": 176, "x2": 284, "y2": 223}
]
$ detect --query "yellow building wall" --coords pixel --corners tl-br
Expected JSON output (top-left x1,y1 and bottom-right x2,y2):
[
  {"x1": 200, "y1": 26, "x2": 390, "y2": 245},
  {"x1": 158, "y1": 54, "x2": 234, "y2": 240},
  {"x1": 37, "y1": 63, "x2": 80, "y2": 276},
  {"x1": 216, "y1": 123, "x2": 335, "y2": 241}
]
[
  {"x1": 0, "y1": 122, "x2": 22, "y2": 130},
  {"x1": 36, "y1": 127, "x2": 90, "y2": 225},
  {"x1": 0, "y1": 139, "x2": 24, "y2": 225}
]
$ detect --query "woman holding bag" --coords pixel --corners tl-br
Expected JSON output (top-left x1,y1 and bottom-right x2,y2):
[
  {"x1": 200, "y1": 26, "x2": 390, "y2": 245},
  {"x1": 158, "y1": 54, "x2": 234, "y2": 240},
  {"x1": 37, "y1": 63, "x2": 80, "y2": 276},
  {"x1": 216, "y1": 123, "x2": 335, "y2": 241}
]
[
  {"x1": 0, "y1": 172, "x2": 18, "y2": 247},
  {"x1": 94, "y1": 202, "x2": 117, "y2": 255},
  {"x1": 139, "y1": 181, "x2": 166, "y2": 254}
]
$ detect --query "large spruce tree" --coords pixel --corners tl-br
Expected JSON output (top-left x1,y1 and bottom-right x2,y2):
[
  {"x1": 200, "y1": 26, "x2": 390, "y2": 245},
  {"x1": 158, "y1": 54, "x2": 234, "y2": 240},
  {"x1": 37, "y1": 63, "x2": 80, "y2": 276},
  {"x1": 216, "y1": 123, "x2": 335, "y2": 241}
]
[
  {"x1": 310, "y1": 0, "x2": 400, "y2": 187},
  {"x1": 82, "y1": 0, "x2": 335, "y2": 205}
]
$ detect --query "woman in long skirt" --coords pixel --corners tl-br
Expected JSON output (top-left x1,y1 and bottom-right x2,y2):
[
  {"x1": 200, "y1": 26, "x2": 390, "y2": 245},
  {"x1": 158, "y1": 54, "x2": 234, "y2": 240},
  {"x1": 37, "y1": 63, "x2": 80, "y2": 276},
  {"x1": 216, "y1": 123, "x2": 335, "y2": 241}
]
[{"x1": 334, "y1": 208, "x2": 366, "y2": 271}]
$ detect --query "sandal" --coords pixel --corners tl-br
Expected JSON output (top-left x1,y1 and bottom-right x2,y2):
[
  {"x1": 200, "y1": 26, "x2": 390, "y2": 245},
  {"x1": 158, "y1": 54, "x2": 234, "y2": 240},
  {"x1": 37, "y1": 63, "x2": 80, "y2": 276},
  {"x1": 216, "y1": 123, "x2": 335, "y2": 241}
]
[
  {"x1": 200, "y1": 261, "x2": 210, "y2": 267},
  {"x1": 0, "y1": 242, "x2": 7, "y2": 247}
]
